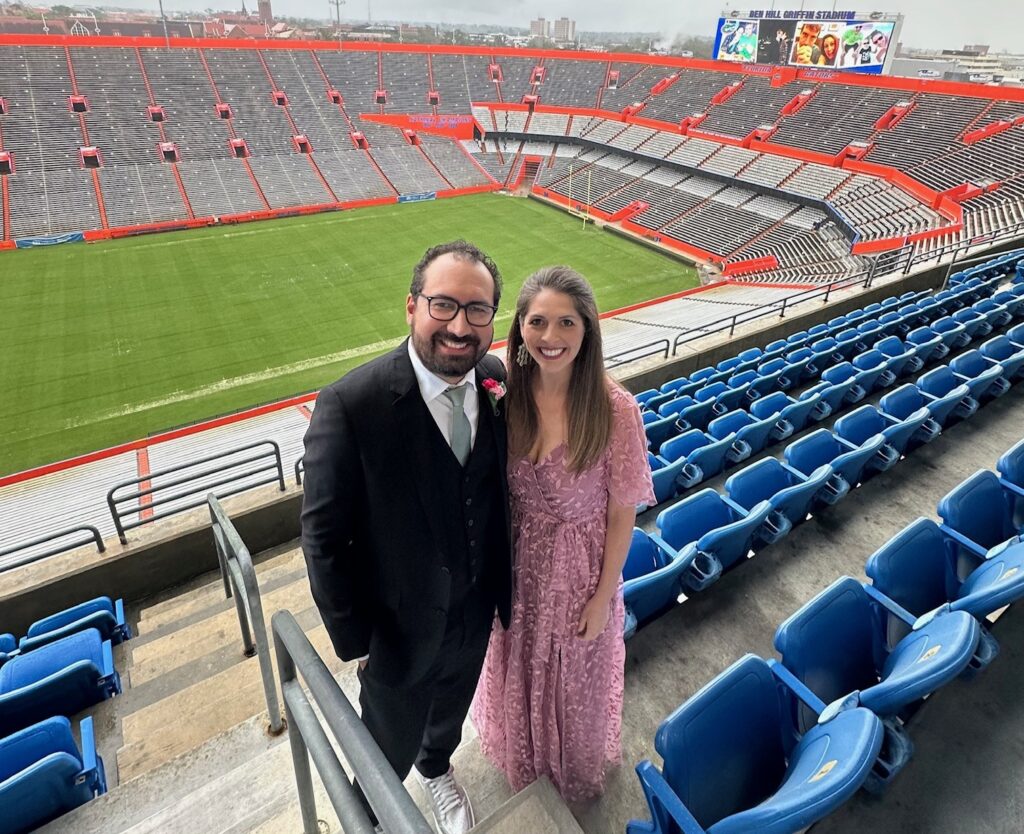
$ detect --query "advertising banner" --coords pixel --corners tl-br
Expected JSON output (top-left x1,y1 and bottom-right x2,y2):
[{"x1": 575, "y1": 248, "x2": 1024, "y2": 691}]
[
  {"x1": 713, "y1": 9, "x2": 901, "y2": 75},
  {"x1": 398, "y1": 192, "x2": 437, "y2": 203},
  {"x1": 15, "y1": 231, "x2": 85, "y2": 247}
]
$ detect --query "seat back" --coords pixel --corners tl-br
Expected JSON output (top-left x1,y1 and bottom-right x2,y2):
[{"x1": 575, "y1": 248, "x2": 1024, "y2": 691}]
[
  {"x1": 785, "y1": 429, "x2": 842, "y2": 477},
  {"x1": 657, "y1": 489, "x2": 735, "y2": 550},
  {"x1": 834, "y1": 405, "x2": 886, "y2": 447},
  {"x1": 880, "y1": 383, "x2": 925, "y2": 420},
  {"x1": 918, "y1": 366, "x2": 960, "y2": 398},
  {"x1": 759, "y1": 357, "x2": 787, "y2": 375},
  {"x1": 656, "y1": 655, "x2": 788, "y2": 831},
  {"x1": 852, "y1": 350, "x2": 885, "y2": 372},
  {"x1": 725, "y1": 457, "x2": 792, "y2": 512},
  {"x1": 865, "y1": 518, "x2": 957, "y2": 617},
  {"x1": 657, "y1": 394, "x2": 696, "y2": 418},
  {"x1": 695, "y1": 381, "x2": 728, "y2": 403},
  {"x1": 659, "y1": 429, "x2": 708, "y2": 463},
  {"x1": 822, "y1": 362, "x2": 856, "y2": 385},
  {"x1": 950, "y1": 350, "x2": 990, "y2": 378},
  {"x1": 938, "y1": 470, "x2": 1018, "y2": 551},
  {"x1": 998, "y1": 438, "x2": 1024, "y2": 489},
  {"x1": 708, "y1": 409, "x2": 750, "y2": 439},
  {"x1": 622, "y1": 529, "x2": 665, "y2": 583},
  {"x1": 728, "y1": 369, "x2": 758, "y2": 389},
  {"x1": 774, "y1": 578, "x2": 883, "y2": 732},
  {"x1": 749, "y1": 391, "x2": 791, "y2": 420}
]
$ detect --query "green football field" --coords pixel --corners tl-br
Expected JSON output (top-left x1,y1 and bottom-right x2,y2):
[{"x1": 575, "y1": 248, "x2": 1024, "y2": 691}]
[{"x1": 0, "y1": 193, "x2": 697, "y2": 476}]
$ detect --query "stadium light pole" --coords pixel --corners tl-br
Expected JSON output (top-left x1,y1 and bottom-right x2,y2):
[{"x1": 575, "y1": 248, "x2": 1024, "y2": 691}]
[{"x1": 157, "y1": 0, "x2": 170, "y2": 46}]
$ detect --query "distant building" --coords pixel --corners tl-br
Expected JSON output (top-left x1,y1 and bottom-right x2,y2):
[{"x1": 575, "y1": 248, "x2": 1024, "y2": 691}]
[
  {"x1": 258, "y1": 0, "x2": 273, "y2": 26},
  {"x1": 552, "y1": 16, "x2": 575, "y2": 43},
  {"x1": 530, "y1": 17, "x2": 549, "y2": 39}
]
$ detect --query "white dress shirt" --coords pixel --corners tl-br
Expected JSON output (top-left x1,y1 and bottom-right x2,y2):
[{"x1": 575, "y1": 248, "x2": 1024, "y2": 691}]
[{"x1": 407, "y1": 339, "x2": 479, "y2": 449}]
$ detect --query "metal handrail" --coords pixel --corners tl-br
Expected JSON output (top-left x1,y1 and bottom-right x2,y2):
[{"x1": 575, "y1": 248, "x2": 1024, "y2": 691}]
[
  {"x1": 106, "y1": 439, "x2": 286, "y2": 544},
  {"x1": 294, "y1": 455, "x2": 305, "y2": 486},
  {"x1": 605, "y1": 337, "x2": 671, "y2": 368},
  {"x1": 272, "y1": 610, "x2": 434, "y2": 834},
  {"x1": 208, "y1": 495, "x2": 284, "y2": 735},
  {"x1": 0, "y1": 524, "x2": 106, "y2": 573}
]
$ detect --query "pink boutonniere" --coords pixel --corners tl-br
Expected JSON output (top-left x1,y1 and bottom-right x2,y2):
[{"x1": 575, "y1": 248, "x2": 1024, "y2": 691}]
[{"x1": 481, "y1": 378, "x2": 506, "y2": 415}]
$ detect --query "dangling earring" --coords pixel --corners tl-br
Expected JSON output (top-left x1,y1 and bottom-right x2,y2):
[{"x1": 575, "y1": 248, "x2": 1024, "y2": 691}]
[{"x1": 516, "y1": 343, "x2": 532, "y2": 367}]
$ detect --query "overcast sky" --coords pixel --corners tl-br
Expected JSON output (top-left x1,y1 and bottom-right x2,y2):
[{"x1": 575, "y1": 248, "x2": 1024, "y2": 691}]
[{"x1": 151, "y1": 0, "x2": 1024, "y2": 52}]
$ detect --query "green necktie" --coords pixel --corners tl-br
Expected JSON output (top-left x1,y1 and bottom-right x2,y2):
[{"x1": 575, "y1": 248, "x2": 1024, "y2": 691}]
[{"x1": 443, "y1": 385, "x2": 471, "y2": 466}]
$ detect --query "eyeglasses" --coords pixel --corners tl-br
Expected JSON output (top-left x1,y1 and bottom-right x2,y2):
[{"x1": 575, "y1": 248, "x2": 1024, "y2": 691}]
[{"x1": 418, "y1": 294, "x2": 498, "y2": 326}]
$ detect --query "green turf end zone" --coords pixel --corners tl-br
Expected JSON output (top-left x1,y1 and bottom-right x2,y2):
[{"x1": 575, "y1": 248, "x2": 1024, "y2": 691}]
[{"x1": 0, "y1": 193, "x2": 698, "y2": 475}]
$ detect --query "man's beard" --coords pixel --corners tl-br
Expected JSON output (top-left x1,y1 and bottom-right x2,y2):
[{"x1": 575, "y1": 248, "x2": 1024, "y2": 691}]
[{"x1": 411, "y1": 327, "x2": 488, "y2": 378}]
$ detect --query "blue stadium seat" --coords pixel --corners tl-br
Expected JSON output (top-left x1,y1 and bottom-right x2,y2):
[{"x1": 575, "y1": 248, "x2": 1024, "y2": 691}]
[
  {"x1": 979, "y1": 336, "x2": 1024, "y2": 382},
  {"x1": 0, "y1": 716, "x2": 107, "y2": 834},
  {"x1": 726, "y1": 370, "x2": 761, "y2": 404},
  {"x1": 636, "y1": 388, "x2": 661, "y2": 405},
  {"x1": 897, "y1": 303, "x2": 928, "y2": 330},
  {"x1": 810, "y1": 336, "x2": 843, "y2": 369},
  {"x1": 906, "y1": 325, "x2": 947, "y2": 362},
  {"x1": 874, "y1": 336, "x2": 921, "y2": 377},
  {"x1": 833, "y1": 328, "x2": 865, "y2": 360},
  {"x1": 834, "y1": 403, "x2": 939, "y2": 458},
  {"x1": 627, "y1": 654, "x2": 884, "y2": 834},
  {"x1": 753, "y1": 357, "x2": 793, "y2": 393},
  {"x1": 18, "y1": 597, "x2": 131, "y2": 653},
  {"x1": 642, "y1": 410, "x2": 660, "y2": 426},
  {"x1": 764, "y1": 339, "x2": 790, "y2": 360},
  {"x1": 654, "y1": 489, "x2": 772, "y2": 591},
  {"x1": 647, "y1": 453, "x2": 690, "y2": 506},
  {"x1": 645, "y1": 413, "x2": 680, "y2": 451},
  {"x1": 880, "y1": 381, "x2": 968, "y2": 430},
  {"x1": 784, "y1": 429, "x2": 891, "y2": 493},
  {"x1": 819, "y1": 363, "x2": 868, "y2": 406},
  {"x1": 998, "y1": 438, "x2": 1024, "y2": 489},
  {"x1": 0, "y1": 634, "x2": 16, "y2": 668},
  {"x1": 786, "y1": 330, "x2": 811, "y2": 349},
  {"x1": 930, "y1": 316, "x2": 970, "y2": 350},
  {"x1": 951, "y1": 307, "x2": 991, "y2": 339},
  {"x1": 948, "y1": 350, "x2": 1010, "y2": 402},
  {"x1": 855, "y1": 320, "x2": 885, "y2": 349},
  {"x1": 916, "y1": 296, "x2": 943, "y2": 320},
  {"x1": 695, "y1": 381, "x2": 744, "y2": 416},
  {"x1": 774, "y1": 577, "x2": 979, "y2": 784},
  {"x1": 993, "y1": 285, "x2": 1024, "y2": 319},
  {"x1": 850, "y1": 349, "x2": 896, "y2": 392},
  {"x1": 797, "y1": 382, "x2": 841, "y2": 422},
  {"x1": 623, "y1": 529, "x2": 689, "y2": 639},
  {"x1": 806, "y1": 322, "x2": 831, "y2": 339},
  {"x1": 659, "y1": 429, "x2": 739, "y2": 487},
  {"x1": 866, "y1": 517, "x2": 1024, "y2": 626},
  {"x1": 0, "y1": 629, "x2": 121, "y2": 737},
  {"x1": 707, "y1": 410, "x2": 776, "y2": 460},
  {"x1": 877, "y1": 310, "x2": 910, "y2": 338},
  {"x1": 676, "y1": 398, "x2": 719, "y2": 432},
  {"x1": 932, "y1": 289, "x2": 964, "y2": 314},
  {"x1": 937, "y1": 470, "x2": 1024, "y2": 560},
  {"x1": 749, "y1": 391, "x2": 812, "y2": 436},
  {"x1": 916, "y1": 366, "x2": 979, "y2": 424},
  {"x1": 657, "y1": 394, "x2": 697, "y2": 418},
  {"x1": 1010, "y1": 322, "x2": 1024, "y2": 346},
  {"x1": 781, "y1": 347, "x2": 818, "y2": 385},
  {"x1": 973, "y1": 298, "x2": 1012, "y2": 329},
  {"x1": 725, "y1": 458, "x2": 832, "y2": 544}
]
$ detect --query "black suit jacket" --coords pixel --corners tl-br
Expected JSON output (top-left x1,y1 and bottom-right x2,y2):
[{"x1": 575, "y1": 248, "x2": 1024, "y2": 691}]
[{"x1": 301, "y1": 340, "x2": 513, "y2": 687}]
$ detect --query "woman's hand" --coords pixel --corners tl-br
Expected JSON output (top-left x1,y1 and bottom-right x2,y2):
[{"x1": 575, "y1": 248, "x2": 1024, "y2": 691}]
[{"x1": 577, "y1": 594, "x2": 612, "y2": 640}]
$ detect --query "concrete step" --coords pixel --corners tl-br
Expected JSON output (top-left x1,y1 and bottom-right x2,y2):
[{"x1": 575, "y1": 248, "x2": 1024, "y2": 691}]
[
  {"x1": 136, "y1": 544, "x2": 304, "y2": 629},
  {"x1": 129, "y1": 576, "x2": 314, "y2": 686},
  {"x1": 117, "y1": 623, "x2": 354, "y2": 782},
  {"x1": 474, "y1": 777, "x2": 584, "y2": 833}
]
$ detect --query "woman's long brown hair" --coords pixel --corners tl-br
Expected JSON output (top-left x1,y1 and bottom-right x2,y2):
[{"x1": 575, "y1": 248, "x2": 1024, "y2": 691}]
[{"x1": 505, "y1": 266, "x2": 613, "y2": 473}]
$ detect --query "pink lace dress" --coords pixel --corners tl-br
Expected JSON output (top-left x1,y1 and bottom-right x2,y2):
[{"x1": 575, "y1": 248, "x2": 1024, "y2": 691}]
[{"x1": 472, "y1": 384, "x2": 655, "y2": 802}]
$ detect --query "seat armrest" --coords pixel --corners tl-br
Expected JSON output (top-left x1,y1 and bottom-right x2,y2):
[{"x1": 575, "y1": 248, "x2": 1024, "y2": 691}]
[
  {"x1": 937, "y1": 523, "x2": 989, "y2": 558},
  {"x1": 768, "y1": 658, "x2": 828, "y2": 716},
  {"x1": 863, "y1": 584, "x2": 917, "y2": 626},
  {"x1": 632, "y1": 760, "x2": 707, "y2": 834}
]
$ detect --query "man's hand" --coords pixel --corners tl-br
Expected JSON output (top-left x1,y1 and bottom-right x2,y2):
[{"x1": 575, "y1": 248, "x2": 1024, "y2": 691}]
[{"x1": 577, "y1": 594, "x2": 611, "y2": 641}]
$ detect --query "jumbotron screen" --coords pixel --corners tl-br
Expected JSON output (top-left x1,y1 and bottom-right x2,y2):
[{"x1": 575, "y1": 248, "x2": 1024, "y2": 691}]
[{"x1": 712, "y1": 9, "x2": 904, "y2": 75}]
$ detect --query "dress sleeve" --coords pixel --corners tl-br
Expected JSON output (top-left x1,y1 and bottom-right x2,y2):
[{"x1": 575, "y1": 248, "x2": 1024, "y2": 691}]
[{"x1": 607, "y1": 384, "x2": 656, "y2": 508}]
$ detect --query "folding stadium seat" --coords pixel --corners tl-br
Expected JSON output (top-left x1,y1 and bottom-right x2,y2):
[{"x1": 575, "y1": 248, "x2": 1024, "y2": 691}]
[
  {"x1": 948, "y1": 350, "x2": 1010, "y2": 402},
  {"x1": 833, "y1": 328, "x2": 865, "y2": 360},
  {"x1": 998, "y1": 438, "x2": 1024, "y2": 489},
  {"x1": 657, "y1": 394, "x2": 697, "y2": 419},
  {"x1": 916, "y1": 366, "x2": 979, "y2": 424},
  {"x1": 879, "y1": 295, "x2": 903, "y2": 311},
  {"x1": 862, "y1": 302, "x2": 884, "y2": 318},
  {"x1": 855, "y1": 320, "x2": 885, "y2": 350},
  {"x1": 707, "y1": 409, "x2": 777, "y2": 460},
  {"x1": 689, "y1": 366, "x2": 726, "y2": 387},
  {"x1": 725, "y1": 458, "x2": 832, "y2": 544},
  {"x1": 647, "y1": 453, "x2": 689, "y2": 507},
  {"x1": 773, "y1": 577, "x2": 980, "y2": 786},
  {"x1": 763, "y1": 339, "x2": 790, "y2": 360},
  {"x1": 694, "y1": 381, "x2": 747, "y2": 416},
  {"x1": 1011, "y1": 322, "x2": 1024, "y2": 346},
  {"x1": 749, "y1": 391, "x2": 813, "y2": 436},
  {"x1": 851, "y1": 349, "x2": 896, "y2": 392},
  {"x1": 645, "y1": 414, "x2": 680, "y2": 452},
  {"x1": 880, "y1": 381, "x2": 967, "y2": 431},
  {"x1": 622, "y1": 529, "x2": 691, "y2": 639},
  {"x1": 636, "y1": 388, "x2": 661, "y2": 406},
  {"x1": 0, "y1": 629, "x2": 121, "y2": 737},
  {"x1": 797, "y1": 382, "x2": 844, "y2": 422},
  {"x1": 785, "y1": 330, "x2": 811, "y2": 349},
  {"x1": 657, "y1": 377, "x2": 687, "y2": 396},
  {"x1": 906, "y1": 325, "x2": 947, "y2": 363},
  {"x1": 897, "y1": 303, "x2": 928, "y2": 330},
  {"x1": 930, "y1": 316, "x2": 970, "y2": 351},
  {"x1": 716, "y1": 355, "x2": 745, "y2": 376},
  {"x1": 874, "y1": 336, "x2": 921, "y2": 378},
  {"x1": 834, "y1": 403, "x2": 939, "y2": 459},
  {"x1": 753, "y1": 358, "x2": 793, "y2": 394},
  {"x1": 781, "y1": 347, "x2": 818, "y2": 385},
  {"x1": 642, "y1": 410, "x2": 660, "y2": 426},
  {"x1": 820, "y1": 363, "x2": 868, "y2": 406},
  {"x1": 642, "y1": 390, "x2": 679, "y2": 415},
  {"x1": 932, "y1": 289, "x2": 964, "y2": 314},
  {"x1": 806, "y1": 322, "x2": 830, "y2": 340},
  {"x1": 17, "y1": 596, "x2": 131, "y2": 653},
  {"x1": 653, "y1": 489, "x2": 772, "y2": 591},
  {"x1": 876, "y1": 310, "x2": 909, "y2": 338},
  {"x1": 937, "y1": 471, "x2": 1024, "y2": 563},
  {"x1": 915, "y1": 296, "x2": 943, "y2": 321},
  {"x1": 952, "y1": 307, "x2": 991, "y2": 340},
  {"x1": 675, "y1": 398, "x2": 719, "y2": 433},
  {"x1": 810, "y1": 336, "x2": 843, "y2": 370},
  {"x1": 0, "y1": 716, "x2": 107, "y2": 834},
  {"x1": 726, "y1": 370, "x2": 761, "y2": 403},
  {"x1": 0, "y1": 634, "x2": 16, "y2": 668},
  {"x1": 627, "y1": 654, "x2": 884, "y2": 834},
  {"x1": 659, "y1": 429, "x2": 743, "y2": 486},
  {"x1": 866, "y1": 517, "x2": 1024, "y2": 629},
  {"x1": 973, "y1": 298, "x2": 1012, "y2": 330},
  {"x1": 845, "y1": 308, "x2": 871, "y2": 327},
  {"x1": 992, "y1": 288, "x2": 1024, "y2": 320},
  {"x1": 784, "y1": 429, "x2": 893, "y2": 494}
]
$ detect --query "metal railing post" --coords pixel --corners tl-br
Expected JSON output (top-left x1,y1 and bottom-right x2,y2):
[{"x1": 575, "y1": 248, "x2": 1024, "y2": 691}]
[{"x1": 275, "y1": 629, "x2": 322, "y2": 834}]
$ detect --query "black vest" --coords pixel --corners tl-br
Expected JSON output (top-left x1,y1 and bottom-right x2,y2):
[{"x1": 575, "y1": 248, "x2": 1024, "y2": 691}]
[{"x1": 427, "y1": 408, "x2": 505, "y2": 610}]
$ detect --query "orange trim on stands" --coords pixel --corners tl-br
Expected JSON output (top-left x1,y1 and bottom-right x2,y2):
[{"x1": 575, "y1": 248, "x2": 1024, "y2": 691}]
[
  {"x1": 435, "y1": 184, "x2": 502, "y2": 199},
  {"x1": 0, "y1": 240, "x2": 15, "y2": 250},
  {"x1": 722, "y1": 255, "x2": 780, "y2": 276},
  {"x1": 136, "y1": 447, "x2": 154, "y2": 519}
]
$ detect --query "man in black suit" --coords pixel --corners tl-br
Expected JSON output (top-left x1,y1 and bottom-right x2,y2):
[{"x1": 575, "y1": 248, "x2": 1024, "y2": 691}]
[{"x1": 301, "y1": 240, "x2": 512, "y2": 834}]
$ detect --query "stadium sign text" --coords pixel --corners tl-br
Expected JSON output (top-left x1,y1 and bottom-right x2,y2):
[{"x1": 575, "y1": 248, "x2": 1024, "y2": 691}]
[{"x1": 741, "y1": 9, "x2": 861, "y2": 20}]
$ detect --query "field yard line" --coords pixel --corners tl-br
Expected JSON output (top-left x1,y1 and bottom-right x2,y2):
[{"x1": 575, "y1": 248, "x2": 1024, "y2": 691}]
[
  {"x1": 91, "y1": 210, "x2": 411, "y2": 254},
  {"x1": 62, "y1": 336, "x2": 405, "y2": 428}
]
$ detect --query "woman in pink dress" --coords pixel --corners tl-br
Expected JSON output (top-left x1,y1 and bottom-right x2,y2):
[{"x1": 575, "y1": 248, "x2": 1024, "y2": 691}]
[{"x1": 472, "y1": 266, "x2": 655, "y2": 802}]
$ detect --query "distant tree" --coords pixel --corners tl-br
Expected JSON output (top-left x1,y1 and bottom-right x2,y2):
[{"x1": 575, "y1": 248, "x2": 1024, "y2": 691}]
[
  {"x1": 671, "y1": 35, "x2": 714, "y2": 59},
  {"x1": 50, "y1": 4, "x2": 75, "y2": 15}
]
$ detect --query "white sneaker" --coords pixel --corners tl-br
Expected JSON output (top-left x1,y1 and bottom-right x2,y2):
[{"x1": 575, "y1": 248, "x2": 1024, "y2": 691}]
[{"x1": 416, "y1": 767, "x2": 475, "y2": 834}]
